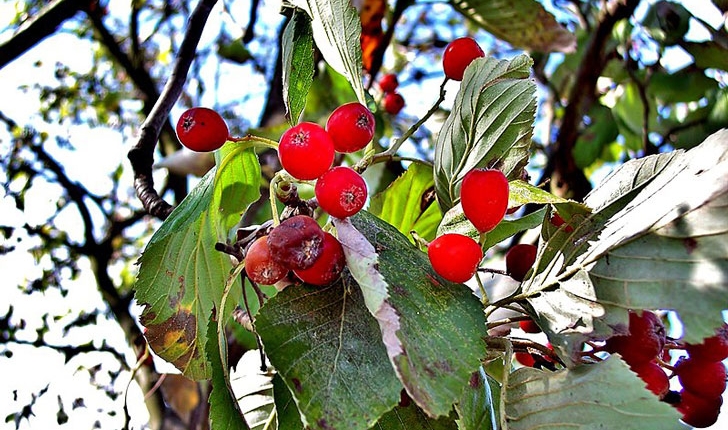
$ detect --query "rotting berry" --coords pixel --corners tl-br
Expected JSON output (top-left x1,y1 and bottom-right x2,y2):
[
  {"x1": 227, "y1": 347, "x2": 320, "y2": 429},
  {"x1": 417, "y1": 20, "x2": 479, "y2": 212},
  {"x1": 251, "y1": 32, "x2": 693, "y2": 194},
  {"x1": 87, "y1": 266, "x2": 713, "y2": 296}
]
[
  {"x1": 505, "y1": 243, "x2": 538, "y2": 282},
  {"x1": 685, "y1": 323, "x2": 728, "y2": 362},
  {"x1": 245, "y1": 236, "x2": 288, "y2": 285},
  {"x1": 294, "y1": 232, "x2": 346, "y2": 286},
  {"x1": 442, "y1": 37, "x2": 485, "y2": 81},
  {"x1": 267, "y1": 215, "x2": 325, "y2": 270},
  {"x1": 427, "y1": 233, "x2": 483, "y2": 283},
  {"x1": 175, "y1": 107, "x2": 229, "y2": 152},
  {"x1": 315, "y1": 166, "x2": 368, "y2": 219},
  {"x1": 674, "y1": 356, "x2": 727, "y2": 399},
  {"x1": 604, "y1": 310, "x2": 666, "y2": 366},
  {"x1": 383, "y1": 92, "x2": 405, "y2": 115},
  {"x1": 326, "y1": 102, "x2": 375, "y2": 153},
  {"x1": 460, "y1": 168, "x2": 509, "y2": 233},
  {"x1": 278, "y1": 122, "x2": 335, "y2": 180},
  {"x1": 379, "y1": 73, "x2": 399, "y2": 93}
]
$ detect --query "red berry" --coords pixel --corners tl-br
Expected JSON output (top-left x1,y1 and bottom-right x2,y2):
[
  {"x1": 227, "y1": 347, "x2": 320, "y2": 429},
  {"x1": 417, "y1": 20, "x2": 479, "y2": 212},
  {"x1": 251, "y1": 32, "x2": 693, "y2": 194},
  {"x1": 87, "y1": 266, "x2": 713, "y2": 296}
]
[
  {"x1": 604, "y1": 310, "x2": 666, "y2": 366},
  {"x1": 675, "y1": 356, "x2": 727, "y2": 399},
  {"x1": 315, "y1": 166, "x2": 367, "y2": 219},
  {"x1": 442, "y1": 37, "x2": 485, "y2": 81},
  {"x1": 460, "y1": 168, "x2": 509, "y2": 233},
  {"x1": 245, "y1": 236, "x2": 288, "y2": 285},
  {"x1": 505, "y1": 243, "x2": 538, "y2": 282},
  {"x1": 549, "y1": 212, "x2": 575, "y2": 233},
  {"x1": 685, "y1": 323, "x2": 728, "y2": 362},
  {"x1": 326, "y1": 102, "x2": 375, "y2": 153},
  {"x1": 677, "y1": 389, "x2": 723, "y2": 428},
  {"x1": 175, "y1": 107, "x2": 229, "y2": 152},
  {"x1": 278, "y1": 122, "x2": 335, "y2": 180},
  {"x1": 383, "y1": 92, "x2": 405, "y2": 115},
  {"x1": 379, "y1": 73, "x2": 399, "y2": 93},
  {"x1": 515, "y1": 352, "x2": 536, "y2": 367},
  {"x1": 519, "y1": 318, "x2": 541, "y2": 334},
  {"x1": 267, "y1": 215, "x2": 325, "y2": 270},
  {"x1": 294, "y1": 232, "x2": 346, "y2": 286},
  {"x1": 427, "y1": 233, "x2": 483, "y2": 283},
  {"x1": 630, "y1": 361, "x2": 669, "y2": 397}
]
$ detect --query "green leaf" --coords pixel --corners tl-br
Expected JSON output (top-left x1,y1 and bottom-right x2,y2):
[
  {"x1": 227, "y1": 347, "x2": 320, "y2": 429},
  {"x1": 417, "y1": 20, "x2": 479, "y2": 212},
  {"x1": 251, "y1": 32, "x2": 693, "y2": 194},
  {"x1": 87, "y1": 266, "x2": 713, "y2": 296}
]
[
  {"x1": 573, "y1": 104, "x2": 619, "y2": 169},
  {"x1": 456, "y1": 367, "x2": 499, "y2": 430},
  {"x1": 287, "y1": 0, "x2": 367, "y2": 104},
  {"x1": 481, "y1": 208, "x2": 547, "y2": 250},
  {"x1": 255, "y1": 280, "x2": 402, "y2": 430},
  {"x1": 282, "y1": 10, "x2": 315, "y2": 125},
  {"x1": 450, "y1": 0, "x2": 576, "y2": 53},
  {"x1": 272, "y1": 373, "x2": 303, "y2": 430},
  {"x1": 373, "y1": 402, "x2": 458, "y2": 429},
  {"x1": 508, "y1": 180, "x2": 567, "y2": 207},
  {"x1": 683, "y1": 41, "x2": 728, "y2": 71},
  {"x1": 648, "y1": 68, "x2": 718, "y2": 104},
  {"x1": 135, "y1": 147, "x2": 261, "y2": 379},
  {"x1": 434, "y1": 55, "x2": 536, "y2": 211},
  {"x1": 523, "y1": 130, "x2": 728, "y2": 359},
  {"x1": 368, "y1": 162, "x2": 442, "y2": 242},
  {"x1": 505, "y1": 356, "x2": 682, "y2": 429},
  {"x1": 337, "y1": 212, "x2": 488, "y2": 418}
]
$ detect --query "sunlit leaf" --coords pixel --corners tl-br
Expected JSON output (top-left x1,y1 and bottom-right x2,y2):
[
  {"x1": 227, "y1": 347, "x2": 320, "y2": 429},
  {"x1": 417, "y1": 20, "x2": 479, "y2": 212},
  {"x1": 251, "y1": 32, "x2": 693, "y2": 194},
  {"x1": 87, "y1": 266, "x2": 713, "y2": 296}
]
[
  {"x1": 450, "y1": 0, "x2": 576, "y2": 53},
  {"x1": 505, "y1": 356, "x2": 682, "y2": 429},
  {"x1": 434, "y1": 55, "x2": 536, "y2": 211},
  {"x1": 282, "y1": 10, "x2": 315, "y2": 125}
]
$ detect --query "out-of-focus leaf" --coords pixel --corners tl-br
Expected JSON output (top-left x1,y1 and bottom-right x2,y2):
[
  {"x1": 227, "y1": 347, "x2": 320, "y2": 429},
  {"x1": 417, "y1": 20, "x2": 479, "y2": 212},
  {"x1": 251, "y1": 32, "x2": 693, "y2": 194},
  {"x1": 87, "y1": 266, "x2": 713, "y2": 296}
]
[
  {"x1": 135, "y1": 146, "x2": 260, "y2": 379},
  {"x1": 218, "y1": 38, "x2": 253, "y2": 64},
  {"x1": 573, "y1": 104, "x2": 619, "y2": 169},
  {"x1": 282, "y1": 10, "x2": 315, "y2": 125},
  {"x1": 255, "y1": 279, "x2": 402, "y2": 429},
  {"x1": 368, "y1": 162, "x2": 441, "y2": 242},
  {"x1": 648, "y1": 68, "x2": 718, "y2": 105},
  {"x1": 287, "y1": 0, "x2": 367, "y2": 104},
  {"x1": 684, "y1": 41, "x2": 728, "y2": 71},
  {"x1": 505, "y1": 356, "x2": 682, "y2": 429},
  {"x1": 523, "y1": 130, "x2": 728, "y2": 360},
  {"x1": 336, "y1": 212, "x2": 488, "y2": 418},
  {"x1": 434, "y1": 55, "x2": 536, "y2": 211},
  {"x1": 642, "y1": 1, "x2": 690, "y2": 46},
  {"x1": 450, "y1": 0, "x2": 576, "y2": 53}
]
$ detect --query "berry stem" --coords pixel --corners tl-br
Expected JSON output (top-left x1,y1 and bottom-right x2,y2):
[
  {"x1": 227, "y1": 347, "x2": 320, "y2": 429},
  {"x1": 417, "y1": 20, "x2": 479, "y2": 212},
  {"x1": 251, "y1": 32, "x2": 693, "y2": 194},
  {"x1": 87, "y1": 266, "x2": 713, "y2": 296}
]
[
  {"x1": 474, "y1": 272, "x2": 490, "y2": 305},
  {"x1": 228, "y1": 133, "x2": 279, "y2": 150},
  {"x1": 486, "y1": 315, "x2": 533, "y2": 330}
]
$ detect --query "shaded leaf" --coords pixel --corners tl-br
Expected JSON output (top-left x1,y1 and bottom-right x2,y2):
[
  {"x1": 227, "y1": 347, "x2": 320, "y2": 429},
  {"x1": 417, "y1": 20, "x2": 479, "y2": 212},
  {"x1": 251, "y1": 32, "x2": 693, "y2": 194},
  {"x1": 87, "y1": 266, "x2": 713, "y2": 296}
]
[
  {"x1": 372, "y1": 401, "x2": 458, "y2": 429},
  {"x1": 282, "y1": 10, "x2": 315, "y2": 125},
  {"x1": 683, "y1": 41, "x2": 728, "y2": 71},
  {"x1": 505, "y1": 356, "x2": 682, "y2": 429},
  {"x1": 450, "y1": 0, "x2": 576, "y2": 53},
  {"x1": 573, "y1": 104, "x2": 619, "y2": 169},
  {"x1": 368, "y1": 162, "x2": 442, "y2": 242},
  {"x1": 434, "y1": 55, "x2": 536, "y2": 211},
  {"x1": 337, "y1": 212, "x2": 488, "y2": 418},
  {"x1": 255, "y1": 279, "x2": 402, "y2": 430},
  {"x1": 273, "y1": 373, "x2": 303, "y2": 430},
  {"x1": 456, "y1": 367, "x2": 499, "y2": 430}
]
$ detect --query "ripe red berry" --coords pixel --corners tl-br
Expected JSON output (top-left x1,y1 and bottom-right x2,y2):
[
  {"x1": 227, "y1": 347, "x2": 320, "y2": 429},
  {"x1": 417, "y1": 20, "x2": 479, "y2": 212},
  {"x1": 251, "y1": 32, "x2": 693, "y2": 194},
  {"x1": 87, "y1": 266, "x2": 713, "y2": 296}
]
[
  {"x1": 630, "y1": 361, "x2": 669, "y2": 397},
  {"x1": 315, "y1": 166, "x2": 367, "y2": 219},
  {"x1": 383, "y1": 92, "x2": 405, "y2": 115},
  {"x1": 519, "y1": 318, "x2": 541, "y2": 334},
  {"x1": 294, "y1": 232, "x2": 346, "y2": 286},
  {"x1": 427, "y1": 233, "x2": 483, "y2": 283},
  {"x1": 267, "y1": 215, "x2": 325, "y2": 270},
  {"x1": 442, "y1": 37, "x2": 485, "y2": 81},
  {"x1": 379, "y1": 73, "x2": 399, "y2": 93},
  {"x1": 604, "y1": 310, "x2": 666, "y2": 366},
  {"x1": 278, "y1": 122, "x2": 335, "y2": 180},
  {"x1": 460, "y1": 168, "x2": 509, "y2": 233},
  {"x1": 675, "y1": 356, "x2": 727, "y2": 399},
  {"x1": 505, "y1": 243, "x2": 538, "y2": 282},
  {"x1": 515, "y1": 352, "x2": 536, "y2": 367},
  {"x1": 245, "y1": 236, "x2": 288, "y2": 285},
  {"x1": 326, "y1": 102, "x2": 375, "y2": 153},
  {"x1": 676, "y1": 389, "x2": 723, "y2": 428},
  {"x1": 685, "y1": 323, "x2": 728, "y2": 362},
  {"x1": 175, "y1": 107, "x2": 229, "y2": 152}
]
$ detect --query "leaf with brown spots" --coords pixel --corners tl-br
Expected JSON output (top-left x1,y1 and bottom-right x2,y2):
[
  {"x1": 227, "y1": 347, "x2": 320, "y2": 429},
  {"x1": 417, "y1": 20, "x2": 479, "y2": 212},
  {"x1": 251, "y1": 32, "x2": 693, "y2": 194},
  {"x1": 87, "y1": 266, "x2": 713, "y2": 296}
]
[{"x1": 135, "y1": 146, "x2": 261, "y2": 380}]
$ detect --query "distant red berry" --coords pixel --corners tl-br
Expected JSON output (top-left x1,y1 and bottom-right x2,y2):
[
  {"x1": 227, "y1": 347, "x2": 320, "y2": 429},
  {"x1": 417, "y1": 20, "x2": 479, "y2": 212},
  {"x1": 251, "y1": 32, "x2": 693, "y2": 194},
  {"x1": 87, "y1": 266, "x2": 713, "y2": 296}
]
[
  {"x1": 428, "y1": 233, "x2": 483, "y2": 283},
  {"x1": 315, "y1": 166, "x2": 367, "y2": 219},
  {"x1": 519, "y1": 318, "x2": 541, "y2": 334},
  {"x1": 294, "y1": 232, "x2": 346, "y2": 286},
  {"x1": 685, "y1": 323, "x2": 728, "y2": 362},
  {"x1": 245, "y1": 236, "x2": 288, "y2": 285},
  {"x1": 630, "y1": 361, "x2": 669, "y2": 397},
  {"x1": 675, "y1": 356, "x2": 727, "y2": 399},
  {"x1": 379, "y1": 73, "x2": 399, "y2": 93},
  {"x1": 550, "y1": 212, "x2": 575, "y2": 233},
  {"x1": 515, "y1": 352, "x2": 536, "y2": 367},
  {"x1": 506, "y1": 243, "x2": 538, "y2": 282},
  {"x1": 442, "y1": 37, "x2": 485, "y2": 81},
  {"x1": 676, "y1": 389, "x2": 723, "y2": 428},
  {"x1": 604, "y1": 310, "x2": 666, "y2": 366},
  {"x1": 278, "y1": 122, "x2": 335, "y2": 180},
  {"x1": 460, "y1": 168, "x2": 509, "y2": 233},
  {"x1": 175, "y1": 107, "x2": 229, "y2": 152},
  {"x1": 383, "y1": 92, "x2": 405, "y2": 115},
  {"x1": 326, "y1": 102, "x2": 375, "y2": 153}
]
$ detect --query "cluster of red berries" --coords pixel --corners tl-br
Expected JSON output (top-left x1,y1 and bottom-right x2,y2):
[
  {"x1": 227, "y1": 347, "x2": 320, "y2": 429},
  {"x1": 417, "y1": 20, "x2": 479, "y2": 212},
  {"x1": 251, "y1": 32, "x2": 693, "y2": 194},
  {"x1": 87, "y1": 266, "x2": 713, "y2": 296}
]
[
  {"x1": 245, "y1": 215, "x2": 346, "y2": 287},
  {"x1": 377, "y1": 73, "x2": 405, "y2": 115},
  {"x1": 427, "y1": 168, "x2": 509, "y2": 283},
  {"x1": 598, "y1": 311, "x2": 726, "y2": 428}
]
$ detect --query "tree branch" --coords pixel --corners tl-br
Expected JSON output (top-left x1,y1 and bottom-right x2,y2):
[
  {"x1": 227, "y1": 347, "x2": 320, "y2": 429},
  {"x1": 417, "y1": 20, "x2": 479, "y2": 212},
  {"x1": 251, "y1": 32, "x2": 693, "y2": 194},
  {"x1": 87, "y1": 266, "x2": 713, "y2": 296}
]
[{"x1": 127, "y1": 0, "x2": 219, "y2": 220}]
